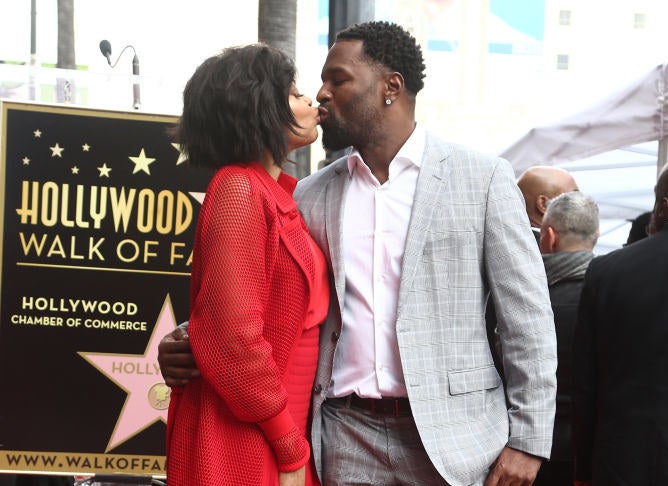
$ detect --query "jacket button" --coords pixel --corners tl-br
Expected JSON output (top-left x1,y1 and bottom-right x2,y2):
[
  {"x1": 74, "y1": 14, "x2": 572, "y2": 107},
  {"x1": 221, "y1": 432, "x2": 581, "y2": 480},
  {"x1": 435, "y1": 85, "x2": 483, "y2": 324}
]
[
  {"x1": 331, "y1": 331, "x2": 339, "y2": 342},
  {"x1": 313, "y1": 383, "x2": 322, "y2": 393}
]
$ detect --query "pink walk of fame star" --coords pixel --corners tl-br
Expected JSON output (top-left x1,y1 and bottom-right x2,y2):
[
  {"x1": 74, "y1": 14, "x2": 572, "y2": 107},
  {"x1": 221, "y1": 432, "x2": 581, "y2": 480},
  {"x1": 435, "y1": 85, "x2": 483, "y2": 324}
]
[{"x1": 79, "y1": 294, "x2": 178, "y2": 451}]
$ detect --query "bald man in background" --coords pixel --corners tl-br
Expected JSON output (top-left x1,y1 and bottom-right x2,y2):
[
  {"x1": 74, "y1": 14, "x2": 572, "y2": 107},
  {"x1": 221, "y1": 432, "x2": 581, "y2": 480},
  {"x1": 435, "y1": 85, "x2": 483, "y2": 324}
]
[{"x1": 517, "y1": 166, "x2": 579, "y2": 241}]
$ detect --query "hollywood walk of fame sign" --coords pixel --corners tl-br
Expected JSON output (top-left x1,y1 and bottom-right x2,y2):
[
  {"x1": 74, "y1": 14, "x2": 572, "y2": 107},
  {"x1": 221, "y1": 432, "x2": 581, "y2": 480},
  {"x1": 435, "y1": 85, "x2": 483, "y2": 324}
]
[{"x1": 0, "y1": 101, "x2": 211, "y2": 476}]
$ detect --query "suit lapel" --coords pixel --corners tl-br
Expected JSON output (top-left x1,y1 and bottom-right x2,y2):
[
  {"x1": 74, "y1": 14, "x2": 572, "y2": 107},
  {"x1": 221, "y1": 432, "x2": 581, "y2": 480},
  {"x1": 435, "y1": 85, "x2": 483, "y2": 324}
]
[
  {"x1": 399, "y1": 136, "x2": 451, "y2": 308},
  {"x1": 325, "y1": 163, "x2": 350, "y2": 317}
]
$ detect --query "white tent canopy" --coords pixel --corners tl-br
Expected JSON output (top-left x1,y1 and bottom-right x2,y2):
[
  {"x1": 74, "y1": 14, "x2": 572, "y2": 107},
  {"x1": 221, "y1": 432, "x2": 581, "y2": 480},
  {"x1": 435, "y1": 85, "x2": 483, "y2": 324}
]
[
  {"x1": 501, "y1": 62, "x2": 668, "y2": 176},
  {"x1": 499, "y1": 63, "x2": 668, "y2": 252}
]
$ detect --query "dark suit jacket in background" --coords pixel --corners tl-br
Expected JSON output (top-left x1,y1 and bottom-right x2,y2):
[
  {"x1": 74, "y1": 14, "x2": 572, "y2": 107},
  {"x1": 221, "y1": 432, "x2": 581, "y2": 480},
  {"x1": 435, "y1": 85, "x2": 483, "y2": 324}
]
[
  {"x1": 534, "y1": 250, "x2": 593, "y2": 486},
  {"x1": 573, "y1": 227, "x2": 668, "y2": 485}
]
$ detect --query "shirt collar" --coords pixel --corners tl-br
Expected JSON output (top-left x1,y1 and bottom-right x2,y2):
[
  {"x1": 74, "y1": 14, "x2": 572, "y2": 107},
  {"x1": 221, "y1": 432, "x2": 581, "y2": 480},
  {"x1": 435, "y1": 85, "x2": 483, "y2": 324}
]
[{"x1": 347, "y1": 125, "x2": 426, "y2": 177}]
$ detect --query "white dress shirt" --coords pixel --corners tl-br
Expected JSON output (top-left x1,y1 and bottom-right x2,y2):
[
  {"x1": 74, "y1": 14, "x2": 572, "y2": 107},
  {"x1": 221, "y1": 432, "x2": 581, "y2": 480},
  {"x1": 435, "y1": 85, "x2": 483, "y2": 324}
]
[{"x1": 328, "y1": 127, "x2": 425, "y2": 399}]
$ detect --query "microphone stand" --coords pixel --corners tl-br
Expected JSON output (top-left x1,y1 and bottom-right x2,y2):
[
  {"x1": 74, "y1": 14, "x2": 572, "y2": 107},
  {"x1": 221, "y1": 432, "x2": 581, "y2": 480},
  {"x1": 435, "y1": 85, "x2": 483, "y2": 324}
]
[
  {"x1": 131, "y1": 52, "x2": 140, "y2": 110},
  {"x1": 107, "y1": 45, "x2": 141, "y2": 110}
]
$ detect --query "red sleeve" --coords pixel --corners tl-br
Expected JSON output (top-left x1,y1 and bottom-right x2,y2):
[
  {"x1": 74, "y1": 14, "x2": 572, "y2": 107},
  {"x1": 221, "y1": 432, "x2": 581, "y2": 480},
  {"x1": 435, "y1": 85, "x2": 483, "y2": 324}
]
[{"x1": 189, "y1": 168, "x2": 308, "y2": 471}]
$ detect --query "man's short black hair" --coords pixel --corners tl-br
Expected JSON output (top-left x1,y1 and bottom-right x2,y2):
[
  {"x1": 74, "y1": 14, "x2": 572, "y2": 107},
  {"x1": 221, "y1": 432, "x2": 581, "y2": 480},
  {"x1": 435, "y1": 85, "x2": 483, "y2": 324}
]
[{"x1": 336, "y1": 21, "x2": 426, "y2": 96}]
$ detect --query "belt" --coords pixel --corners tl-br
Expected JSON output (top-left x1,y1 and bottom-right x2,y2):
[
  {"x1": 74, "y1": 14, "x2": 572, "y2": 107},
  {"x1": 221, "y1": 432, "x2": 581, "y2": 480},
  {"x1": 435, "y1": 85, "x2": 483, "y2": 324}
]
[{"x1": 328, "y1": 393, "x2": 412, "y2": 417}]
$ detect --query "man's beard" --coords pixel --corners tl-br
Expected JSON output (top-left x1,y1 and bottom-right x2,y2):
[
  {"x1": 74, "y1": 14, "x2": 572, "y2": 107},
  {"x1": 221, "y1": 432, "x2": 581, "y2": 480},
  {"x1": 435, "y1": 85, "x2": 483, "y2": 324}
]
[
  {"x1": 321, "y1": 116, "x2": 354, "y2": 151},
  {"x1": 321, "y1": 86, "x2": 380, "y2": 152}
]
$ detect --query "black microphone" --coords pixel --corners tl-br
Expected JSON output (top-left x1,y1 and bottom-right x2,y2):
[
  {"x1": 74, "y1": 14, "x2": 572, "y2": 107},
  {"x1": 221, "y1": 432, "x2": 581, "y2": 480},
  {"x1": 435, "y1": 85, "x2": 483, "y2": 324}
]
[{"x1": 99, "y1": 40, "x2": 112, "y2": 65}]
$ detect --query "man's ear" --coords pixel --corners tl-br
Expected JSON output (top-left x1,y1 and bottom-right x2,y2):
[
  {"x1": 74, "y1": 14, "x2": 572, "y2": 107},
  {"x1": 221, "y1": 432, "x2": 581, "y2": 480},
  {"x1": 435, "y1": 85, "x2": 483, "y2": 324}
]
[
  {"x1": 654, "y1": 196, "x2": 668, "y2": 232},
  {"x1": 384, "y1": 71, "x2": 404, "y2": 103},
  {"x1": 539, "y1": 226, "x2": 558, "y2": 254},
  {"x1": 537, "y1": 195, "x2": 549, "y2": 216}
]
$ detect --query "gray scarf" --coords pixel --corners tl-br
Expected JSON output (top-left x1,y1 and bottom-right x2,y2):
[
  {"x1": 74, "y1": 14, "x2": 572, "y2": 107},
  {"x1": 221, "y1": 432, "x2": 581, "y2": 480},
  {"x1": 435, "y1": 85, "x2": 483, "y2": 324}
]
[{"x1": 542, "y1": 250, "x2": 595, "y2": 286}]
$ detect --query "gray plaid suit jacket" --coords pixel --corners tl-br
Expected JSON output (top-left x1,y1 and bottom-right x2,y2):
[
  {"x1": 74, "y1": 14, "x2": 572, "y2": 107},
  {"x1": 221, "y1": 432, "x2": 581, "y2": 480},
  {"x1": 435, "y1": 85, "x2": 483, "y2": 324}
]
[{"x1": 294, "y1": 132, "x2": 557, "y2": 486}]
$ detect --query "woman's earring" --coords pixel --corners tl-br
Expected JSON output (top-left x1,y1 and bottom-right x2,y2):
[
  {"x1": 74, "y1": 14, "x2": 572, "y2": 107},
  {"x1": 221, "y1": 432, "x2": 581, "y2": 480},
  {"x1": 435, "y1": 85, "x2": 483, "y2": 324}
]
[{"x1": 385, "y1": 99, "x2": 392, "y2": 105}]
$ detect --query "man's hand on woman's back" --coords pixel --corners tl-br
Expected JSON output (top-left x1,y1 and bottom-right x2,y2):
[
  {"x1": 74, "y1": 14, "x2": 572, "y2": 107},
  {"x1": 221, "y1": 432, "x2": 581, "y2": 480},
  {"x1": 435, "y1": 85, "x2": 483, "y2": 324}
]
[{"x1": 158, "y1": 323, "x2": 200, "y2": 386}]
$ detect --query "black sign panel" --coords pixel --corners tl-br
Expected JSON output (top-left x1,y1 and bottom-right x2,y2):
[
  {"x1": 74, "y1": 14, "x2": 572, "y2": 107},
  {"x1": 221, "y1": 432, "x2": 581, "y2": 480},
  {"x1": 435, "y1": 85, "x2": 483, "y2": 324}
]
[{"x1": 0, "y1": 101, "x2": 210, "y2": 476}]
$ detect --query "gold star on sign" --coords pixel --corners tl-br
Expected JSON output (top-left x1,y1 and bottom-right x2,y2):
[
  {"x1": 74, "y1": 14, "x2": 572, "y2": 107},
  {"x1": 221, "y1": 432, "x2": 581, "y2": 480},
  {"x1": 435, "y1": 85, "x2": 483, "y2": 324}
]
[
  {"x1": 129, "y1": 148, "x2": 156, "y2": 175},
  {"x1": 82, "y1": 143, "x2": 91, "y2": 152},
  {"x1": 72, "y1": 166, "x2": 80, "y2": 174},
  {"x1": 98, "y1": 163, "x2": 112, "y2": 178},
  {"x1": 171, "y1": 143, "x2": 188, "y2": 165},
  {"x1": 50, "y1": 143, "x2": 64, "y2": 158},
  {"x1": 34, "y1": 129, "x2": 42, "y2": 138},
  {"x1": 22, "y1": 157, "x2": 30, "y2": 165}
]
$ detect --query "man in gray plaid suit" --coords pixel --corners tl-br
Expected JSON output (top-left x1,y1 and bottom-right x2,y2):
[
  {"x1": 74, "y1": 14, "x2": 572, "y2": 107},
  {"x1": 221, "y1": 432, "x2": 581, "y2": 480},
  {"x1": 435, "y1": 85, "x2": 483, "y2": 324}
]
[{"x1": 160, "y1": 21, "x2": 557, "y2": 486}]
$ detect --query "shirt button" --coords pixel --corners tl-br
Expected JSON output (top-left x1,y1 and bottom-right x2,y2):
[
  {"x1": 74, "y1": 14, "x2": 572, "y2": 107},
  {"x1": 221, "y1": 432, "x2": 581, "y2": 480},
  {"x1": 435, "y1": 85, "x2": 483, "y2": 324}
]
[
  {"x1": 331, "y1": 331, "x2": 339, "y2": 342},
  {"x1": 313, "y1": 383, "x2": 322, "y2": 393}
]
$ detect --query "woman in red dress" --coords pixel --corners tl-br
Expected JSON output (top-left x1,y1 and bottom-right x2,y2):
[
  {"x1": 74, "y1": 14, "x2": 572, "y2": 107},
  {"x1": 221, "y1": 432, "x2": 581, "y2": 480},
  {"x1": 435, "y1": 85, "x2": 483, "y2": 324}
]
[{"x1": 166, "y1": 44, "x2": 329, "y2": 486}]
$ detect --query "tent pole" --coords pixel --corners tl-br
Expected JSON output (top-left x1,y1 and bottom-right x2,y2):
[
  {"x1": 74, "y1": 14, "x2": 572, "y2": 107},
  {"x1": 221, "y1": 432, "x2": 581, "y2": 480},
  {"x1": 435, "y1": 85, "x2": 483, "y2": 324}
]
[{"x1": 658, "y1": 135, "x2": 668, "y2": 177}]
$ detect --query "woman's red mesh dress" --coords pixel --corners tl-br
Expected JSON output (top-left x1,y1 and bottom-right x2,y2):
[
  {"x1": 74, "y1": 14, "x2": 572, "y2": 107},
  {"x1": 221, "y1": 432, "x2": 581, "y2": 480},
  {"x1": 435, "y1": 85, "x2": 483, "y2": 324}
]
[{"x1": 166, "y1": 163, "x2": 329, "y2": 485}]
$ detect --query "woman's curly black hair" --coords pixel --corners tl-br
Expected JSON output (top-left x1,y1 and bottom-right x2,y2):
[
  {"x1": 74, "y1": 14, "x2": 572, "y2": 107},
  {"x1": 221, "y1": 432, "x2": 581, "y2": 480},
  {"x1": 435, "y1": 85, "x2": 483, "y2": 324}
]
[
  {"x1": 336, "y1": 21, "x2": 426, "y2": 96},
  {"x1": 172, "y1": 43, "x2": 299, "y2": 170}
]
